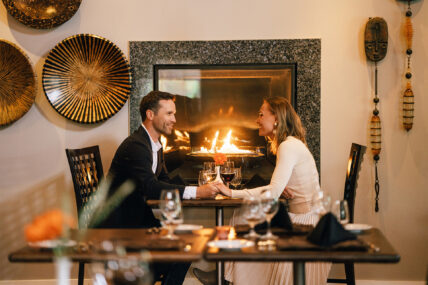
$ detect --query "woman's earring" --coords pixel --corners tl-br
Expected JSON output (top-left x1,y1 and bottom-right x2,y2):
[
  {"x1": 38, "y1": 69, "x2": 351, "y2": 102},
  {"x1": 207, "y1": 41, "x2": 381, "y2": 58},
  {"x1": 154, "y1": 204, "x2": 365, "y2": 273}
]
[{"x1": 274, "y1": 122, "x2": 278, "y2": 128}]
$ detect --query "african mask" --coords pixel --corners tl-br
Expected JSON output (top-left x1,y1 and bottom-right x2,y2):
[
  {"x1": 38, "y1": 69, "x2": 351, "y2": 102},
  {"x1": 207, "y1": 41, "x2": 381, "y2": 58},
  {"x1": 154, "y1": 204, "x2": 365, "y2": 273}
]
[{"x1": 364, "y1": 17, "x2": 388, "y2": 62}]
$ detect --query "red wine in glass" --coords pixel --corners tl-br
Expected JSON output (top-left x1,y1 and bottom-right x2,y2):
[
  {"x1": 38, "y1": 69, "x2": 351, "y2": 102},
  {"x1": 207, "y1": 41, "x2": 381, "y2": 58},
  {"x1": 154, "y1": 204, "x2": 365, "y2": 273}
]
[{"x1": 221, "y1": 172, "x2": 235, "y2": 185}]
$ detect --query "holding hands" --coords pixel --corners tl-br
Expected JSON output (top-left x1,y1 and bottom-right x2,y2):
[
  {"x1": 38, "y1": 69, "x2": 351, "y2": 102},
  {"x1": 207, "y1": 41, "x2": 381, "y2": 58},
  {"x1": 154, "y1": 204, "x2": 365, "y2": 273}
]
[{"x1": 196, "y1": 181, "x2": 223, "y2": 199}]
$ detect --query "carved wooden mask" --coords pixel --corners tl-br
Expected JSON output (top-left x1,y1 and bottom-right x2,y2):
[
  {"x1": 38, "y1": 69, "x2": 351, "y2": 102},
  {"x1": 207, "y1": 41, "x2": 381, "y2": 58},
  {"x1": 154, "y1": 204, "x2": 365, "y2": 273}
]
[{"x1": 364, "y1": 17, "x2": 388, "y2": 62}]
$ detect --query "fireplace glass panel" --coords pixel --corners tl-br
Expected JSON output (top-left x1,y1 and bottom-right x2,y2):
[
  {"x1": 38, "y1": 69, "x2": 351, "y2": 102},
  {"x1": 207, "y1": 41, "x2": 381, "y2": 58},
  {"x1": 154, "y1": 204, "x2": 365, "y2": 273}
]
[{"x1": 154, "y1": 64, "x2": 296, "y2": 182}]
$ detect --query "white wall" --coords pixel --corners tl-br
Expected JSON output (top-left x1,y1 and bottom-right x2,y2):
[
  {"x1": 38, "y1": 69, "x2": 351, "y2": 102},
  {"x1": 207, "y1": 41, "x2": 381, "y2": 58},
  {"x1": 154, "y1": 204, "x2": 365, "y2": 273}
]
[{"x1": 0, "y1": 0, "x2": 427, "y2": 282}]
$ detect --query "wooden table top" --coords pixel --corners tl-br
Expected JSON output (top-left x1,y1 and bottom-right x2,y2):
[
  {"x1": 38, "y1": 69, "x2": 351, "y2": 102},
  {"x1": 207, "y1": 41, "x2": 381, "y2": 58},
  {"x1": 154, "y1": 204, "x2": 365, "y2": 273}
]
[
  {"x1": 147, "y1": 196, "x2": 244, "y2": 207},
  {"x1": 205, "y1": 228, "x2": 400, "y2": 263},
  {"x1": 9, "y1": 228, "x2": 214, "y2": 264}
]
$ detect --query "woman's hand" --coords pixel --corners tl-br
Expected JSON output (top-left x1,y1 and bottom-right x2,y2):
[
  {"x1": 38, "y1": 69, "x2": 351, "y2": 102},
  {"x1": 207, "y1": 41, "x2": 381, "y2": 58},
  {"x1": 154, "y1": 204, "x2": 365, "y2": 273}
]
[
  {"x1": 281, "y1": 187, "x2": 294, "y2": 199},
  {"x1": 213, "y1": 182, "x2": 232, "y2": 197}
]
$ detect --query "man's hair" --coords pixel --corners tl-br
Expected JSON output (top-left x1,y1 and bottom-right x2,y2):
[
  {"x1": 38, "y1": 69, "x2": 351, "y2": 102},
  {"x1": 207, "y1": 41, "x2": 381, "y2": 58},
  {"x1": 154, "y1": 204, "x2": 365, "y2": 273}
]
[{"x1": 139, "y1": 91, "x2": 174, "y2": 121}]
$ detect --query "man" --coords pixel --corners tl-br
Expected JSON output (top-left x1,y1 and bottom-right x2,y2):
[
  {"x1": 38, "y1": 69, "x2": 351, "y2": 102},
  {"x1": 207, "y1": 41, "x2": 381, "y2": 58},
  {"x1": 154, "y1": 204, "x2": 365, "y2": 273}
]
[{"x1": 100, "y1": 91, "x2": 219, "y2": 284}]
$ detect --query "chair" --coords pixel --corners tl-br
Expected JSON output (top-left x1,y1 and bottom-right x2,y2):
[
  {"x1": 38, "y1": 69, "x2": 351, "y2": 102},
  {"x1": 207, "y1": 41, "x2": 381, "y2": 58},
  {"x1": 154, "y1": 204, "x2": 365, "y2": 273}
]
[
  {"x1": 327, "y1": 143, "x2": 366, "y2": 285},
  {"x1": 65, "y1": 145, "x2": 104, "y2": 285}
]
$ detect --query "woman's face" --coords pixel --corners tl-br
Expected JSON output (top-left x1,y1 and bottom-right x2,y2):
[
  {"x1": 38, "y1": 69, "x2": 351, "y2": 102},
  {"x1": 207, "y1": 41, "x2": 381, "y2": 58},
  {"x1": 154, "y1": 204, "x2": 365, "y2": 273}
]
[{"x1": 256, "y1": 102, "x2": 276, "y2": 137}]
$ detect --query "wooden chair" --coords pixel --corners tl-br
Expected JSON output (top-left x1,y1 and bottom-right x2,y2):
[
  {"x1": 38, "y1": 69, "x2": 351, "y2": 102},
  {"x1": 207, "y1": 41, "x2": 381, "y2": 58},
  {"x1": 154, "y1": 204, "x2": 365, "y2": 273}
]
[
  {"x1": 327, "y1": 143, "x2": 366, "y2": 285},
  {"x1": 65, "y1": 145, "x2": 104, "y2": 285}
]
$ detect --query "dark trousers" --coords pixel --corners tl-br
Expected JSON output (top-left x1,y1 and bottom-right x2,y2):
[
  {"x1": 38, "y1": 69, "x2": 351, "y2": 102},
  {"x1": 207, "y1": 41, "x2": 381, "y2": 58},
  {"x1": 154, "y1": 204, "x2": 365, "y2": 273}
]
[{"x1": 152, "y1": 262, "x2": 190, "y2": 285}]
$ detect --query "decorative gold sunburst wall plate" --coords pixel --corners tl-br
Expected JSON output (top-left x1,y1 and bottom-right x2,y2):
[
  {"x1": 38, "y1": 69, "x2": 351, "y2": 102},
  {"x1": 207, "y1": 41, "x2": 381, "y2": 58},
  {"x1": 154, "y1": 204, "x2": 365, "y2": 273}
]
[
  {"x1": 42, "y1": 34, "x2": 132, "y2": 124},
  {"x1": 0, "y1": 39, "x2": 36, "y2": 127},
  {"x1": 2, "y1": 0, "x2": 82, "y2": 29}
]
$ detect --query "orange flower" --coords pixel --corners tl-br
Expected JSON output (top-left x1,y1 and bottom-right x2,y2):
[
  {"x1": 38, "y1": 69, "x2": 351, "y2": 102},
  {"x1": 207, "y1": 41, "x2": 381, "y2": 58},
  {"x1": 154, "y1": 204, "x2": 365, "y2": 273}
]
[
  {"x1": 25, "y1": 209, "x2": 76, "y2": 242},
  {"x1": 213, "y1": 153, "x2": 227, "y2": 165}
]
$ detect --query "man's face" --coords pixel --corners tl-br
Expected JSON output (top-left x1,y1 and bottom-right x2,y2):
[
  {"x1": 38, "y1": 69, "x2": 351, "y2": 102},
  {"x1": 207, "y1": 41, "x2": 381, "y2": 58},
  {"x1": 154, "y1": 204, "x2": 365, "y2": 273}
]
[{"x1": 152, "y1": 99, "x2": 176, "y2": 136}]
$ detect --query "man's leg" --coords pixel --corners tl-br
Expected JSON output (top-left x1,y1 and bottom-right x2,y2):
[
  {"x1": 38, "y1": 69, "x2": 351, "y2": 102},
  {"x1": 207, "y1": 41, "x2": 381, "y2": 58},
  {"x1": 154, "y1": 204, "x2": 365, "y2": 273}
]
[{"x1": 152, "y1": 262, "x2": 190, "y2": 285}]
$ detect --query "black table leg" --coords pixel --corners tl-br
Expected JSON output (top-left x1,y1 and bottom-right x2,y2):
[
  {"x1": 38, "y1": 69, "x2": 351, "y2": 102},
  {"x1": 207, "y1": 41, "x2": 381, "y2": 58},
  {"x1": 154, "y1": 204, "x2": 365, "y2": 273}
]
[
  {"x1": 293, "y1": 261, "x2": 305, "y2": 285},
  {"x1": 216, "y1": 206, "x2": 224, "y2": 285}
]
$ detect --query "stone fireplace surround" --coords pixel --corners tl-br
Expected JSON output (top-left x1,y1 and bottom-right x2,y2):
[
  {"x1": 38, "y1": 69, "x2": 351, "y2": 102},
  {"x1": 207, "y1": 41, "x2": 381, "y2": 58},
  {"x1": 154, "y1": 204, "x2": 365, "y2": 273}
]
[{"x1": 129, "y1": 39, "x2": 320, "y2": 169}]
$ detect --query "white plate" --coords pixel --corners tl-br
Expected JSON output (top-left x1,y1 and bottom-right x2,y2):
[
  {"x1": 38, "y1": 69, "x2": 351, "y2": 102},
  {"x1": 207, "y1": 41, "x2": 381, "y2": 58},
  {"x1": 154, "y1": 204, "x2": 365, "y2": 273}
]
[
  {"x1": 207, "y1": 239, "x2": 255, "y2": 251},
  {"x1": 174, "y1": 224, "x2": 203, "y2": 233},
  {"x1": 28, "y1": 239, "x2": 77, "y2": 248},
  {"x1": 345, "y1": 223, "x2": 373, "y2": 234}
]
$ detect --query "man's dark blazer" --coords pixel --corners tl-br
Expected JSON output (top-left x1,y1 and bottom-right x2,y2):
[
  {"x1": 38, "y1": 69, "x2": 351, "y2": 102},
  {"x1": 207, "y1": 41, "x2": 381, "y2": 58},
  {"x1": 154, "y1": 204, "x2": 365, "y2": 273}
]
[{"x1": 98, "y1": 126, "x2": 185, "y2": 229}]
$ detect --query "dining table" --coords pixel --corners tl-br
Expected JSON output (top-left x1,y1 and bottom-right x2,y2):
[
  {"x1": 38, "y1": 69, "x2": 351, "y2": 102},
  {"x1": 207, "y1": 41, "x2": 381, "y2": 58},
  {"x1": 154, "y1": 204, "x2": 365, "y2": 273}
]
[
  {"x1": 8, "y1": 228, "x2": 215, "y2": 281},
  {"x1": 204, "y1": 227, "x2": 400, "y2": 285}
]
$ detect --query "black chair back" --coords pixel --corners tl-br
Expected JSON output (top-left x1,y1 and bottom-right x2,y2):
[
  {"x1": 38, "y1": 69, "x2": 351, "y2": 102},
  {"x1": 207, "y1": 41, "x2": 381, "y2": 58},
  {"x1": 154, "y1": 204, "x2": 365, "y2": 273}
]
[
  {"x1": 343, "y1": 143, "x2": 366, "y2": 224},
  {"x1": 65, "y1": 145, "x2": 104, "y2": 228}
]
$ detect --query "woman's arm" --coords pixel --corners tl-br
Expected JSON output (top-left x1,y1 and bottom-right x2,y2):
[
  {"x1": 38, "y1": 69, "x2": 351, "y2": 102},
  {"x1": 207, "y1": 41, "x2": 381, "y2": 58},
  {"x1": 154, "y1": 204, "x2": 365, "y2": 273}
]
[{"x1": 227, "y1": 138, "x2": 301, "y2": 199}]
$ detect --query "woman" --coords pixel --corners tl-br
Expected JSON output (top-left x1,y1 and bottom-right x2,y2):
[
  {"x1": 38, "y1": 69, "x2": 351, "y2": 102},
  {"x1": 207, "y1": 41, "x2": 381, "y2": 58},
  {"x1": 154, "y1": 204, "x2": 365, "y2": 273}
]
[{"x1": 218, "y1": 97, "x2": 331, "y2": 285}]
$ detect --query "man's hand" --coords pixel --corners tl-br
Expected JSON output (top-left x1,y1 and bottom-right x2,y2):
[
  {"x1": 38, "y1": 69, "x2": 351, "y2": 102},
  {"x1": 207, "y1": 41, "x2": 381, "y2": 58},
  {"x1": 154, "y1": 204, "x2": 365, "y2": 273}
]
[
  {"x1": 196, "y1": 183, "x2": 220, "y2": 199},
  {"x1": 215, "y1": 183, "x2": 232, "y2": 197},
  {"x1": 281, "y1": 187, "x2": 294, "y2": 199}
]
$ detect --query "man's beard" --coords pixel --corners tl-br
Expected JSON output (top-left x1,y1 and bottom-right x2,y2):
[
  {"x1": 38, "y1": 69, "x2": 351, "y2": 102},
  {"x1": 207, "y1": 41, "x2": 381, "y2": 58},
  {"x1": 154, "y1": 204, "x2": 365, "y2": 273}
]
[{"x1": 154, "y1": 122, "x2": 173, "y2": 136}]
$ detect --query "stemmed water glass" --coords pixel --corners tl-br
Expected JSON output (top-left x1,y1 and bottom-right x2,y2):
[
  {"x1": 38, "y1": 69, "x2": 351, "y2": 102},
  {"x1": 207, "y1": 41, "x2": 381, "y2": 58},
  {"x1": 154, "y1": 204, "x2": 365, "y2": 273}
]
[
  {"x1": 230, "y1": 167, "x2": 242, "y2": 189},
  {"x1": 198, "y1": 170, "x2": 216, "y2": 186},
  {"x1": 159, "y1": 189, "x2": 182, "y2": 240},
  {"x1": 242, "y1": 196, "x2": 264, "y2": 239},
  {"x1": 332, "y1": 200, "x2": 350, "y2": 225},
  {"x1": 260, "y1": 189, "x2": 279, "y2": 241},
  {"x1": 220, "y1": 161, "x2": 235, "y2": 187},
  {"x1": 311, "y1": 191, "x2": 331, "y2": 223}
]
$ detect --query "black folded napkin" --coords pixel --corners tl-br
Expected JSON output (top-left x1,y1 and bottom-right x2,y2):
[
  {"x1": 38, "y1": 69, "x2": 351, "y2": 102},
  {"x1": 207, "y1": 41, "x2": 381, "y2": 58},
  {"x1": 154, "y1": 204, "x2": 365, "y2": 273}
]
[
  {"x1": 307, "y1": 212, "x2": 357, "y2": 247},
  {"x1": 244, "y1": 174, "x2": 268, "y2": 188},
  {"x1": 255, "y1": 200, "x2": 293, "y2": 231}
]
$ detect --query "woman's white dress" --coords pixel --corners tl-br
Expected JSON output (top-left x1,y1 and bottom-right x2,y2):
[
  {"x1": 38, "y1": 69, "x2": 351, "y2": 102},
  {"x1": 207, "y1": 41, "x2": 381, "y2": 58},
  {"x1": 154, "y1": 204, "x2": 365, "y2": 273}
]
[{"x1": 224, "y1": 136, "x2": 331, "y2": 285}]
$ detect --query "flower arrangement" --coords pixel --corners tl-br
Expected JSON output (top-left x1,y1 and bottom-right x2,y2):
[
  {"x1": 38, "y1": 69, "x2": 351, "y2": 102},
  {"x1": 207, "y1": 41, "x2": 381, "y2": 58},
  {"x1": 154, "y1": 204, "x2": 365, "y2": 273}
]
[
  {"x1": 213, "y1": 153, "x2": 227, "y2": 166},
  {"x1": 24, "y1": 209, "x2": 75, "y2": 242}
]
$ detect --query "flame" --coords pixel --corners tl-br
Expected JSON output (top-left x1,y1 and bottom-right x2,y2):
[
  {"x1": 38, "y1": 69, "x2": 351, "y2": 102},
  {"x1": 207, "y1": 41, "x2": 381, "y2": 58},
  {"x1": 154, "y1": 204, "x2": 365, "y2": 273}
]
[
  {"x1": 228, "y1": 227, "x2": 236, "y2": 240},
  {"x1": 160, "y1": 135, "x2": 173, "y2": 152},
  {"x1": 195, "y1": 129, "x2": 252, "y2": 154},
  {"x1": 210, "y1": 131, "x2": 219, "y2": 152},
  {"x1": 174, "y1": 130, "x2": 190, "y2": 143}
]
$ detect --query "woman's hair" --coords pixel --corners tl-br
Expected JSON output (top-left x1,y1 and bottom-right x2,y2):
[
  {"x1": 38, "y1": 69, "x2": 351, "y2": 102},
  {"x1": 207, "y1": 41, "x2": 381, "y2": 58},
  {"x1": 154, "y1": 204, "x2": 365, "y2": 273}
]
[{"x1": 264, "y1": 96, "x2": 306, "y2": 154}]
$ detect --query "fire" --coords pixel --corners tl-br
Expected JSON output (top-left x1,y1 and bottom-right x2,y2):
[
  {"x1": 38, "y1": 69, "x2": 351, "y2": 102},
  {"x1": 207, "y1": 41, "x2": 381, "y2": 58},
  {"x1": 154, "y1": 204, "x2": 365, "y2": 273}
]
[
  {"x1": 228, "y1": 227, "x2": 236, "y2": 240},
  {"x1": 196, "y1": 129, "x2": 252, "y2": 154},
  {"x1": 160, "y1": 135, "x2": 173, "y2": 152}
]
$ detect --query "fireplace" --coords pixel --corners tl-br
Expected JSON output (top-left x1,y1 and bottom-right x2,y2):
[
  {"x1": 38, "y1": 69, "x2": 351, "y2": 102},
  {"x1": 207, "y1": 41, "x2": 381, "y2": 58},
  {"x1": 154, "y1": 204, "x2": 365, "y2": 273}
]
[
  {"x1": 129, "y1": 39, "x2": 321, "y2": 184},
  {"x1": 152, "y1": 63, "x2": 296, "y2": 183}
]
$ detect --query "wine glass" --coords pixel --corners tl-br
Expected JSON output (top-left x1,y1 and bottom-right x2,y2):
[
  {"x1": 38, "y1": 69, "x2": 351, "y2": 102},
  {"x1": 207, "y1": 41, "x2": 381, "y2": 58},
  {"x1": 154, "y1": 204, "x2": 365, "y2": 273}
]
[
  {"x1": 203, "y1": 162, "x2": 217, "y2": 182},
  {"x1": 332, "y1": 200, "x2": 350, "y2": 225},
  {"x1": 220, "y1": 161, "x2": 235, "y2": 187},
  {"x1": 230, "y1": 167, "x2": 242, "y2": 189},
  {"x1": 159, "y1": 189, "x2": 182, "y2": 240},
  {"x1": 242, "y1": 196, "x2": 264, "y2": 239},
  {"x1": 260, "y1": 189, "x2": 279, "y2": 241},
  {"x1": 203, "y1": 162, "x2": 216, "y2": 172},
  {"x1": 311, "y1": 190, "x2": 331, "y2": 222}
]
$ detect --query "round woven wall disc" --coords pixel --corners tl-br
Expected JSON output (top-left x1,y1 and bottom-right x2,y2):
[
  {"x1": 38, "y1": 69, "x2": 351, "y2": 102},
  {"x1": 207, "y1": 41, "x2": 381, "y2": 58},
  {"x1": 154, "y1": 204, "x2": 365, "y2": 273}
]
[
  {"x1": 2, "y1": 0, "x2": 82, "y2": 29},
  {"x1": 42, "y1": 34, "x2": 132, "y2": 124},
  {"x1": 0, "y1": 40, "x2": 36, "y2": 127}
]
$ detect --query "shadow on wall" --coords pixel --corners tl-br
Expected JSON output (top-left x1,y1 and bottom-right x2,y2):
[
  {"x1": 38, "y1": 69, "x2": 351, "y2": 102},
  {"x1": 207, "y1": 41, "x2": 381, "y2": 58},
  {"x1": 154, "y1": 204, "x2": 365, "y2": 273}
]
[{"x1": 0, "y1": 173, "x2": 79, "y2": 280}]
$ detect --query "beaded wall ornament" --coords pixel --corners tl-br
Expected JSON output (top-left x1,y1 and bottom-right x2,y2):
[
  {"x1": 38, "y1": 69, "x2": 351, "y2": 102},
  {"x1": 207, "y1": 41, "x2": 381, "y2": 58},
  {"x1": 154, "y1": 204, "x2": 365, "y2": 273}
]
[
  {"x1": 364, "y1": 17, "x2": 388, "y2": 212},
  {"x1": 399, "y1": 0, "x2": 416, "y2": 131}
]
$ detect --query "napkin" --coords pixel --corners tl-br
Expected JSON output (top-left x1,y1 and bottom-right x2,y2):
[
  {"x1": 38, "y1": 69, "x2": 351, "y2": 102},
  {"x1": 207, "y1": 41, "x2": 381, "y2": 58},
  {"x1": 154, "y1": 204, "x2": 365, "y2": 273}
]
[
  {"x1": 307, "y1": 212, "x2": 357, "y2": 247},
  {"x1": 255, "y1": 200, "x2": 293, "y2": 231},
  {"x1": 244, "y1": 174, "x2": 268, "y2": 188}
]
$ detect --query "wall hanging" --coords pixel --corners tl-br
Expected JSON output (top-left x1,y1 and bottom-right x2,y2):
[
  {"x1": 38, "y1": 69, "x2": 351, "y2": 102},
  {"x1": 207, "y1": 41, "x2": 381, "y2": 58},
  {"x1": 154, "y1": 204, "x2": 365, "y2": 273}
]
[
  {"x1": 0, "y1": 39, "x2": 36, "y2": 127},
  {"x1": 398, "y1": 0, "x2": 417, "y2": 131},
  {"x1": 364, "y1": 17, "x2": 388, "y2": 212},
  {"x1": 42, "y1": 34, "x2": 131, "y2": 124},
  {"x1": 2, "y1": 0, "x2": 82, "y2": 29}
]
